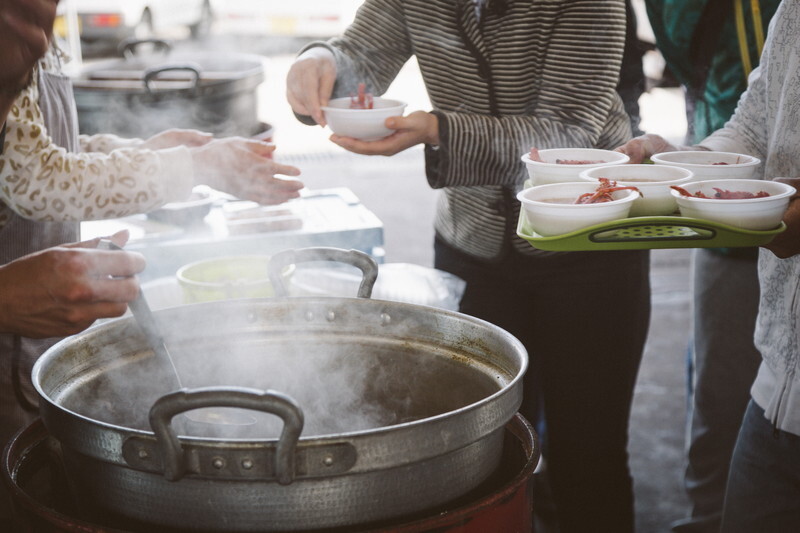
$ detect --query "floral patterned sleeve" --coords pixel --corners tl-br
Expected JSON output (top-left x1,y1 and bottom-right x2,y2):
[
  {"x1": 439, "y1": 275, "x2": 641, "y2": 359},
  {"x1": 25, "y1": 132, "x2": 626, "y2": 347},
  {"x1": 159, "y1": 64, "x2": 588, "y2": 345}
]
[{"x1": 0, "y1": 72, "x2": 194, "y2": 223}]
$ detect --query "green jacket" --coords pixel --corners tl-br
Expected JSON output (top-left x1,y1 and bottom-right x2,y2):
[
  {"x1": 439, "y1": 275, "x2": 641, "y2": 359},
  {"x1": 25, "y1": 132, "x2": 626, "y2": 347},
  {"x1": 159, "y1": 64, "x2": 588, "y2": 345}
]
[{"x1": 645, "y1": 0, "x2": 780, "y2": 141}]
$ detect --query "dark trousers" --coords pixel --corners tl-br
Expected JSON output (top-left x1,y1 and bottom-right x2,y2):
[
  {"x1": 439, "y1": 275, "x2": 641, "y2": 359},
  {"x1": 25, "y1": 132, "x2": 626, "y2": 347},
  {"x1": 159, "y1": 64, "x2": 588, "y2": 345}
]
[
  {"x1": 721, "y1": 400, "x2": 800, "y2": 533},
  {"x1": 435, "y1": 238, "x2": 651, "y2": 533}
]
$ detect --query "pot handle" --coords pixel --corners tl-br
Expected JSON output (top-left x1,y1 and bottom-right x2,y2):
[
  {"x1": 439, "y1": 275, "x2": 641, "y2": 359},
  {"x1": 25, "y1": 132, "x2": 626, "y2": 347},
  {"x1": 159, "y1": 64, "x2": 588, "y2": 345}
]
[
  {"x1": 267, "y1": 247, "x2": 379, "y2": 298},
  {"x1": 149, "y1": 387, "x2": 304, "y2": 484},
  {"x1": 143, "y1": 64, "x2": 202, "y2": 95},
  {"x1": 118, "y1": 37, "x2": 172, "y2": 59}
]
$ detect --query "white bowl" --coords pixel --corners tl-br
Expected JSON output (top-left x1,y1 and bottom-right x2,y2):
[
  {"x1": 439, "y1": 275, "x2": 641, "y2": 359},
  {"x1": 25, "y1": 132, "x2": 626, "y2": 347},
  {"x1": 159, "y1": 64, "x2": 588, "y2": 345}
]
[
  {"x1": 579, "y1": 164, "x2": 694, "y2": 216},
  {"x1": 520, "y1": 148, "x2": 630, "y2": 185},
  {"x1": 322, "y1": 96, "x2": 407, "y2": 141},
  {"x1": 651, "y1": 151, "x2": 760, "y2": 181},
  {"x1": 517, "y1": 182, "x2": 639, "y2": 236},
  {"x1": 669, "y1": 178, "x2": 796, "y2": 230}
]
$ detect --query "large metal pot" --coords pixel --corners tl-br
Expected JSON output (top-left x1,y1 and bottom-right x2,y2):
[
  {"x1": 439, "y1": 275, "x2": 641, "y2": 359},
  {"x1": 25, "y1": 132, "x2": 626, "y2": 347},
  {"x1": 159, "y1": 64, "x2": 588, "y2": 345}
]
[
  {"x1": 72, "y1": 39, "x2": 265, "y2": 138},
  {"x1": 32, "y1": 248, "x2": 527, "y2": 532}
]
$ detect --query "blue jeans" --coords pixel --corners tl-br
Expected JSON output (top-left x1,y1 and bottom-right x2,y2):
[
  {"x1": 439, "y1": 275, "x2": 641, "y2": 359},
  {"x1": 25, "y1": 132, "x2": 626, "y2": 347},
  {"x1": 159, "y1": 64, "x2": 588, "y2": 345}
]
[
  {"x1": 673, "y1": 249, "x2": 761, "y2": 533},
  {"x1": 435, "y1": 237, "x2": 651, "y2": 533},
  {"x1": 721, "y1": 400, "x2": 800, "y2": 532}
]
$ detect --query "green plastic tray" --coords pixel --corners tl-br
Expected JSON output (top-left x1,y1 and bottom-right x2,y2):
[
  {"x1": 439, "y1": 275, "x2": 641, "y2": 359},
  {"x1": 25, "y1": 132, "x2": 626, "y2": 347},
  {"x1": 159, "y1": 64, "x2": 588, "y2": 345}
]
[{"x1": 517, "y1": 213, "x2": 786, "y2": 251}]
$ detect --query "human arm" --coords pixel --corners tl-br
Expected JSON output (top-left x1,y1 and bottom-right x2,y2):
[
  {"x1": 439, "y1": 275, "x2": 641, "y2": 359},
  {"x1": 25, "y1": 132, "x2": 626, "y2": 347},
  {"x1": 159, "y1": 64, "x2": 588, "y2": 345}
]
[
  {"x1": 2, "y1": 76, "x2": 303, "y2": 222},
  {"x1": 289, "y1": 0, "x2": 632, "y2": 188},
  {"x1": 78, "y1": 128, "x2": 215, "y2": 153},
  {"x1": 0, "y1": 230, "x2": 146, "y2": 338}
]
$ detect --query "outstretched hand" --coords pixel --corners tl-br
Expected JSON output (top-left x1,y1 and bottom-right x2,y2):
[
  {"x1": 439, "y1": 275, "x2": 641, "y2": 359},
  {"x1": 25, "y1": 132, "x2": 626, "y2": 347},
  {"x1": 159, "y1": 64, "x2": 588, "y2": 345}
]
[{"x1": 191, "y1": 137, "x2": 304, "y2": 205}]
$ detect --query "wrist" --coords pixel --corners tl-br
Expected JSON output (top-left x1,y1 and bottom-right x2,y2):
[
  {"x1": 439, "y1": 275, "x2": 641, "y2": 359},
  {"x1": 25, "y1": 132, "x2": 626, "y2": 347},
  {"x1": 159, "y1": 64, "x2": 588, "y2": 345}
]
[{"x1": 426, "y1": 113, "x2": 440, "y2": 146}]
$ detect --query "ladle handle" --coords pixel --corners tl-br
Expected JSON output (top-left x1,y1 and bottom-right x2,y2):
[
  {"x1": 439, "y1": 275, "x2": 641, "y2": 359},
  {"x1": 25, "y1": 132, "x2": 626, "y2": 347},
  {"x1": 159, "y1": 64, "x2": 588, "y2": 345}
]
[
  {"x1": 267, "y1": 247, "x2": 379, "y2": 298},
  {"x1": 97, "y1": 240, "x2": 183, "y2": 390},
  {"x1": 149, "y1": 387, "x2": 304, "y2": 483}
]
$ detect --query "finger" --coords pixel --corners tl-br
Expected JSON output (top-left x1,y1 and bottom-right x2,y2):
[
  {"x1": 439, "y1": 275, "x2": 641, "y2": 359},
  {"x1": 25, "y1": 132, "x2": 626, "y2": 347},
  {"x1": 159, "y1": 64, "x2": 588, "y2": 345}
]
[
  {"x1": 84, "y1": 250, "x2": 146, "y2": 279},
  {"x1": 109, "y1": 229, "x2": 131, "y2": 247},
  {"x1": 330, "y1": 134, "x2": 400, "y2": 156},
  {"x1": 286, "y1": 87, "x2": 312, "y2": 117},
  {"x1": 316, "y1": 74, "x2": 336, "y2": 126},
  {"x1": 269, "y1": 163, "x2": 302, "y2": 177},
  {"x1": 83, "y1": 277, "x2": 142, "y2": 303},
  {"x1": 246, "y1": 141, "x2": 277, "y2": 158}
]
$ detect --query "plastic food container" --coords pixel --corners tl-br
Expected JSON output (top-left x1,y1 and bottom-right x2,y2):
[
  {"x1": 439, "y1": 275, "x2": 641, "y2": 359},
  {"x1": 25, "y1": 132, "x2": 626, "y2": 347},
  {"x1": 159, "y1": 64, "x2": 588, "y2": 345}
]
[
  {"x1": 517, "y1": 182, "x2": 639, "y2": 236},
  {"x1": 651, "y1": 151, "x2": 760, "y2": 181},
  {"x1": 670, "y1": 178, "x2": 796, "y2": 230},
  {"x1": 580, "y1": 164, "x2": 694, "y2": 216},
  {"x1": 322, "y1": 97, "x2": 407, "y2": 141},
  {"x1": 520, "y1": 148, "x2": 630, "y2": 185}
]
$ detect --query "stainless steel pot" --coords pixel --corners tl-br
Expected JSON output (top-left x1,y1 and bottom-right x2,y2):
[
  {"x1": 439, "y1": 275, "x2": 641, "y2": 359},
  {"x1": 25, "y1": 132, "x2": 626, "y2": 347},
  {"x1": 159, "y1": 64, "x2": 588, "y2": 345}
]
[
  {"x1": 32, "y1": 248, "x2": 527, "y2": 532},
  {"x1": 72, "y1": 39, "x2": 264, "y2": 138}
]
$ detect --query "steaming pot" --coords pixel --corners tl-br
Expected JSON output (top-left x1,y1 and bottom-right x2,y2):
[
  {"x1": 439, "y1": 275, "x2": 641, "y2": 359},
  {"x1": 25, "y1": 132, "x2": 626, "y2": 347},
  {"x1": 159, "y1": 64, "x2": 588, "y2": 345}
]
[
  {"x1": 71, "y1": 39, "x2": 264, "y2": 138},
  {"x1": 31, "y1": 248, "x2": 527, "y2": 532}
]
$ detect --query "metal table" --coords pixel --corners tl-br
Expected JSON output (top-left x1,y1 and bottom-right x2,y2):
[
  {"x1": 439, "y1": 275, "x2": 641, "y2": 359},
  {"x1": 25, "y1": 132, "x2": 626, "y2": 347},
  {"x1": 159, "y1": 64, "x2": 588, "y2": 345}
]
[{"x1": 81, "y1": 187, "x2": 385, "y2": 282}]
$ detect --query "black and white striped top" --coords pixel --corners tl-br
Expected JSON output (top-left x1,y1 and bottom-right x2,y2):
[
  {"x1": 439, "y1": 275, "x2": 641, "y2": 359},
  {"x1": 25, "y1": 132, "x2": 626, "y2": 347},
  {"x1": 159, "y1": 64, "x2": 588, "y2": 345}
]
[{"x1": 321, "y1": 0, "x2": 632, "y2": 260}]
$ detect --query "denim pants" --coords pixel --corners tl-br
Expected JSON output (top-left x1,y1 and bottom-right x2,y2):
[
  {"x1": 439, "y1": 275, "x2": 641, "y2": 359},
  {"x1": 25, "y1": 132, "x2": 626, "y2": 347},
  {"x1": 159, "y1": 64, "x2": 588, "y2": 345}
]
[
  {"x1": 673, "y1": 249, "x2": 761, "y2": 533},
  {"x1": 434, "y1": 237, "x2": 651, "y2": 533},
  {"x1": 721, "y1": 400, "x2": 800, "y2": 532}
]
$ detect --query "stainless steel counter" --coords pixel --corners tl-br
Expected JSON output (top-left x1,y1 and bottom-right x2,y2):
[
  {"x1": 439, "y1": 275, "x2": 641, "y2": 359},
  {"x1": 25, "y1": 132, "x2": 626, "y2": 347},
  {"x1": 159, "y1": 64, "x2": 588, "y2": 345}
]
[{"x1": 81, "y1": 187, "x2": 385, "y2": 282}]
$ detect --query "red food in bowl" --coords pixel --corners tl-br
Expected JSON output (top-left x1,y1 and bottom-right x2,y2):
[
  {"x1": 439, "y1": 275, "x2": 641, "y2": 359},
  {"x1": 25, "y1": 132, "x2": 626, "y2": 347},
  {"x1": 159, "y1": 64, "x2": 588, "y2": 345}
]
[{"x1": 349, "y1": 83, "x2": 374, "y2": 109}]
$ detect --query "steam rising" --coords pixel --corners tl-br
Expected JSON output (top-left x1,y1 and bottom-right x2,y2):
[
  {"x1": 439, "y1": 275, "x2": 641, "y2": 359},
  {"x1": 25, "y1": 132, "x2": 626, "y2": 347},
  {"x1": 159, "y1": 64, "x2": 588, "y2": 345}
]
[{"x1": 60, "y1": 300, "x2": 499, "y2": 441}]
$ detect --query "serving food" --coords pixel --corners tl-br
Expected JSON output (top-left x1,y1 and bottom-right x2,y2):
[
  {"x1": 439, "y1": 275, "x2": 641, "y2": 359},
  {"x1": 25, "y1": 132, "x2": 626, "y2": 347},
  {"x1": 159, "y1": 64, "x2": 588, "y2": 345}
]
[
  {"x1": 322, "y1": 93, "x2": 407, "y2": 141},
  {"x1": 517, "y1": 181, "x2": 639, "y2": 236},
  {"x1": 650, "y1": 151, "x2": 760, "y2": 181},
  {"x1": 521, "y1": 148, "x2": 630, "y2": 185},
  {"x1": 580, "y1": 164, "x2": 694, "y2": 216},
  {"x1": 669, "y1": 178, "x2": 796, "y2": 230}
]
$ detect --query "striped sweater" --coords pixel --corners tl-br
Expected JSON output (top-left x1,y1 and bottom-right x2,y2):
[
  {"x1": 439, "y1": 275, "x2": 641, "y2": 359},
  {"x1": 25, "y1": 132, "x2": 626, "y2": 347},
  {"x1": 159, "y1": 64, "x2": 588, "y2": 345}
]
[{"x1": 316, "y1": 0, "x2": 632, "y2": 260}]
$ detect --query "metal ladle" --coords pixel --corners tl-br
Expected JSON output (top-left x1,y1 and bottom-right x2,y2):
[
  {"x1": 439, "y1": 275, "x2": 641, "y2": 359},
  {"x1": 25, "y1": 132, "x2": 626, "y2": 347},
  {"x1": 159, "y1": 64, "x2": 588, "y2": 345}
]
[
  {"x1": 98, "y1": 240, "x2": 255, "y2": 429},
  {"x1": 98, "y1": 240, "x2": 183, "y2": 390}
]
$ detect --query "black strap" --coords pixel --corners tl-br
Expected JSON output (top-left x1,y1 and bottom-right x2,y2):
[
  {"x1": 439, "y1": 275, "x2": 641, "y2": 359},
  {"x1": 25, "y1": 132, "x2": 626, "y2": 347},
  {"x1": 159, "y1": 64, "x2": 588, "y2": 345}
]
[{"x1": 687, "y1": 0, "x2": 734, "y2": 99}]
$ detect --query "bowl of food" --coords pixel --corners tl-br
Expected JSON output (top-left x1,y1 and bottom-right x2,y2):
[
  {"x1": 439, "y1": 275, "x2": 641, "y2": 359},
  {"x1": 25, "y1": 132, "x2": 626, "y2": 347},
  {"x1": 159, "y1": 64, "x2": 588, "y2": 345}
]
[
  {"x1": 521, "y1": 148, "x2": 630, "y2": 186},
  {"x1": 322, "y1": 85, "x2": 407, "y2": 141},
  {"x1": 650, "y1": 151, "x2": 760, "y2": 181},
  {"x1": 580, "y1": 164, "x2": 694, "y2": 216},
  {"x1": 517, "y1": 181, "x2": 640, "y2": 236},
  {"x1": 176, "y1": 255, "x2": 293, "y2": 303},
  {"x1": 669, "y1": 179, "x2": 796, "y2": 230}
]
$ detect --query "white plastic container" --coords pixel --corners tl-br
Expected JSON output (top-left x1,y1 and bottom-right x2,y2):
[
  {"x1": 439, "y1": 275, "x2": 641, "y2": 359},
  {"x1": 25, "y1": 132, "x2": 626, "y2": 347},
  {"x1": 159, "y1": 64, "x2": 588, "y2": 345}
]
[
  {"x1": 517, "y1": 182, "x2": 639, "y2": 236},
  {"x1": 669, "y1": 179, "x2": 796, "y2": 230},
  {"x1": 322, "y1": 96, "x2": 407, "y2": 141},
  {"x1": 580, "y1": 164, "x2": 694, "y2": 216},
  {"x1": 651, "y1": 151, "x2": 760, "y2": 181},
  {"x1": 520, "y1": 148, "x2": 630, "y2": 186}
]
